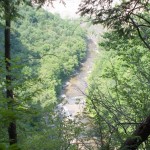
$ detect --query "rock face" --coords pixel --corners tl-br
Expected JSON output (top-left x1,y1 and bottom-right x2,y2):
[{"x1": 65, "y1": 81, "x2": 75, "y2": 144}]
[{"x1": 43, "y1": 0, "x2": 81, "y2": 19}]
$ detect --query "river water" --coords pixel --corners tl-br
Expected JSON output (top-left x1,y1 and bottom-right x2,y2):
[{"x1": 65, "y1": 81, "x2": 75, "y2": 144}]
[{"x1": 59, "y1": 24, "x2": 105, "y2": 119}]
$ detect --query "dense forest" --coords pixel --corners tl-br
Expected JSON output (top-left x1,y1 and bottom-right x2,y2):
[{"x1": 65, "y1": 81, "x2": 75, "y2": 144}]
[
  {"x1": 82, "y1": 0, "x2": 150, "y2": 149},
  {"x1": 87, "y1": 30, "x2": 150, "y2": 149},
  {"x1": 0, "y1": 4, "x2": 87, "y2": 150},
  {"x1": 1, "y1": 0, "x2": 150, "y2": 150}
]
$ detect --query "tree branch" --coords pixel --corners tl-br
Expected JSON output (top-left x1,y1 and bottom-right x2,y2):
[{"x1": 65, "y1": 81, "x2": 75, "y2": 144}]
[
  {"x1": 120, "y1": 115, "x2": 150, "y2": 150},
  {"x1": 129, "y1": 17, "x2": 150, "y2": 51}
]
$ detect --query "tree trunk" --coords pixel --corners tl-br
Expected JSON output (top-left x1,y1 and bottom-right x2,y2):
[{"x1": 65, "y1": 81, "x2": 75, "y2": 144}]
[
  {"x1": 120, "y1": 115, "x2": 150, "y2": 150},
  {"x1": 4, "y1": 1, "x2": 17, "y2": 145}
]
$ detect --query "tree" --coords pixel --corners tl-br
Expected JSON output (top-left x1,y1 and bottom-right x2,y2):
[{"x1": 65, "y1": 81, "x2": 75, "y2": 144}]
[
  {"x1": 79, "y1": 0, "x2": 150, "y2": 149},
  {"x1": 87, "y1": 30, "x2": 150, "y2": 149},
  {"x1": 79, "y1": 0, "x2": 150, "y2": 50},
  {"x1": 3, "y1": 0, "x2": 17, "y2": 145},
  {"x1": 0, "y1": 0, "x2": 65, "y2": 146}
]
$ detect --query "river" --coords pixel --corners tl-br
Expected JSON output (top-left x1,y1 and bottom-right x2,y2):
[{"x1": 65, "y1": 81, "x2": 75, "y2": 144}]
[
  {"x1": 43, "y1": 2, "x2": 105, "y2": 148},
  {"x1": 58, "y1": 24, "x2": 104, "y2": 119}
]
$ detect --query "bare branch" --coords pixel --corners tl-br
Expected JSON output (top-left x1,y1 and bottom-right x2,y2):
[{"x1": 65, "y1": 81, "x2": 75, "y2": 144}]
[{"x1": 129, "y1": 17, "x2": 150, "y2": 50}]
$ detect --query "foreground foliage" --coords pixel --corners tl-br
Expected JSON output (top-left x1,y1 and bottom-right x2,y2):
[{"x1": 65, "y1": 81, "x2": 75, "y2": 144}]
[{"x1": 87, "y1": 30, "x2": 150, "y2": 149}]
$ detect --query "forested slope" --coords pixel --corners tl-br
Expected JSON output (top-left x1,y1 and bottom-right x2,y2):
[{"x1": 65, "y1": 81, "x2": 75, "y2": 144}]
[
  {"x1": 1, "y1": 5, "x2": 87, "y2": 104},
  {"x1": 0, "y1": 5, "x2": 86, "y2": 149},
  {"x1": 87, "y1": 30, "x2": 150, "y2": 149}
]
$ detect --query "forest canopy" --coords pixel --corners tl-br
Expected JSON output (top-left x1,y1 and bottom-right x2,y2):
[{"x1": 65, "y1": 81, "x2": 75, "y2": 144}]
[
  {"x1": 0, "y1": 5, "x2": 87, "y2": 149},
  {"x1": 87, "y1": 27, "x2": 150, "y2": 149},
  {"x1": 1, "y1": 0, "x2": 150, "y2": 149}
]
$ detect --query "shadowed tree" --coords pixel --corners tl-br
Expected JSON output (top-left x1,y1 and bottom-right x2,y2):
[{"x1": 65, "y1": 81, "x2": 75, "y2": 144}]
[{"x1": 0, "y1": 0, "x2": 65, "y2": 146}]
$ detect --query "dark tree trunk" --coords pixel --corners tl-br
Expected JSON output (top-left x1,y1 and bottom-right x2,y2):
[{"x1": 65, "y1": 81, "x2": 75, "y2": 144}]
[
  {"x1": 4, "y1": 1, "x2": 17, "y2": 145},
  {"x1": 120, "y1": 115, "x2": 150, "y2": 150}
]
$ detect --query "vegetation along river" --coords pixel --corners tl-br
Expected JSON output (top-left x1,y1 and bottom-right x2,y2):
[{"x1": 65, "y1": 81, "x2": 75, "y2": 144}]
[{"x1": 59, "y1": 24, "x2": 105, "y2": 119}]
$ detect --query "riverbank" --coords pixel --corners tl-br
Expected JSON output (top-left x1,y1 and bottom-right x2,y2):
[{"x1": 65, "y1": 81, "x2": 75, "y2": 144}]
[{"x1": 59, "y1": 23, "x2": 104, "y2": 118}]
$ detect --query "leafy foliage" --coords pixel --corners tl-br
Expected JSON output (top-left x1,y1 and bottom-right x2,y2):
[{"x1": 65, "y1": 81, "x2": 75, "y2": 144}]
[
  {"x1": 0, "y1": 5, "x2": 87, "y2": 149},
  {"x1": 87, "y1": 30, "x2": 150, "y2": 149},
  {"x1": 79, "y1": 0, "x2": 150, "y2": 50}
]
